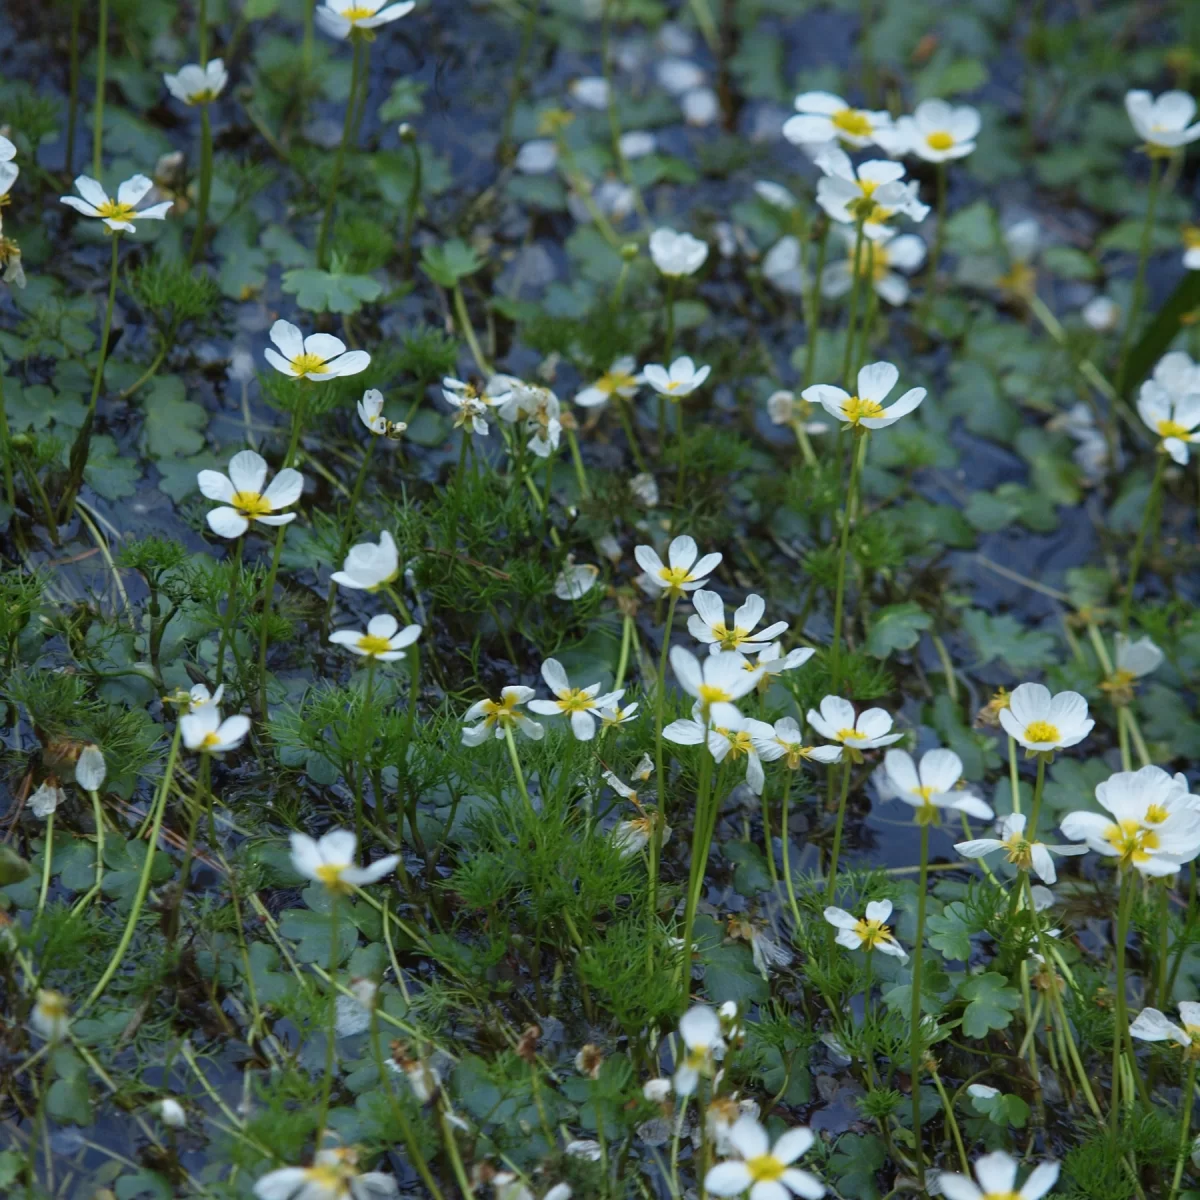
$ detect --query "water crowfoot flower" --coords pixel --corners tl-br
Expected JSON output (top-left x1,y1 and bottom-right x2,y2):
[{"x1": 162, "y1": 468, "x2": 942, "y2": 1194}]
[
  {"x1": 1125, "y1": 90, "x2": 1200, "y2": 152},
  {"x1": 813, "y1": 148, "x2": 927, "y2": 226},
  {"x1": 1137, "y1": 381, "x2": 1200, "y2": 463},
  {"x1": 877, "y1": 99, "x2": 981, "y2": 162},
  {"x1": 674, "y1": 1005, "x2": 725, "y2": 1095},
  {"x1": 936, "y1": 1151, "x2": 1059, "y2": 1200},
  {"x1": 329, "y1": 614, "x2": 421, "y2": 661},
  {"x1": 442, "y1": 378, "x2": 506, "y2": 435},
  {"x1": 553, "y1": 560, "x2": 599, "y2": 600},
  {"x1": 649, "y1": 228, "x2": 709, "y2": 276},
  {"x1": 164, "y1": 59, "x2": 228, "y2": 104},
  {"x1": 820, "y1": 230, "x2": 926, "y2": 307},
  {"x1": 289, "y1": 830, "x2": 399, "y2": 892},
  {"x1": 575, "y1": 357, "x2": 641, "y2": 408},
  {"x1": 955, "y1": 813, "x2": 1086, "y2": 883},
  {"x1": 998, "y1": 682, "x2": 1094, "y2": 755},
  {"x1": 670, "y1": 646, "x2": 763, "y2": 713},
  {"x1": 880, "y1": 748, "x2": 994, "y2": 823},
  {"x1": 315, "y1": 0, "x2": 416, "y2": 39},
  {"x1": 31, "y1": 990, "x2": 71, "y2": 1042},
  {"x1": 806, "y1": 696, "x2": 902, "y2": 762},
  {"x1": 61, "y1": 174, "x2": 173, "y2": 232},
  {"x1": 75, "y1": 744, "x2": 107, "y2": 791},
  {"x1": 642, "y1": 356, "x2": 712, "y2": 399},
  {"x1": 705, "y1": 1116, "x2": 825, "y2": 1200},
  {"x1": 527, "y1": 658, "x2": 621, "y2": 741},
  {"x1": 1129, "y1": 1003, "x2": 1200, "y2": 1051},
  {"x1": 461, "y1": 687, "x2": 544, "y2": 745},
  {"x1": 357, "y1": 388, "x2": 406, "y2": 439},
  {"x1": 823, "y1": 899, "x2": 907, "y2": 959},
  {"x1": 30, "y1": 781, "x2": 64, "y2": 819},
  {"x1": 634, "y1": 535, "x2": 722, "y2": 596},
  {"x1": 264, "y1": 319, "x2": 370, "y2": 380},
  {"x1": 330, "y1": 532, "x2": 400, "y2": 591},
  {"x1": 783, "y1": 91, "x2": 892, "y2": 150},
  {"x1": 751, "y1": 717, "x2": 844, "y2": 768},
  {"x1": 254, "y1": 1147, "x2": 399, "y2": 1200},
  {"x1": 0, "y1": 135, "x2": 16, "y2": 198},
  {"x1": 688, "y1": 590, "x2": 788, "y2": 654},
  {"x1": 803, "y1": 361, "x2": 925, "y2": 430},
  {"x1": 180, "y1": 704, "x2": 251, "y2": 753},
  {"x1": 198, "y1": 450, "x2": 305, "y2": 538},
  {"x1": 1102, "y1": 633, "x2": 1165, "y2": 703}
]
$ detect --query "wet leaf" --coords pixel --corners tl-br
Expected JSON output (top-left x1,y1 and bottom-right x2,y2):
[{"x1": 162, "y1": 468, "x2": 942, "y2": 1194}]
[
  {"x1": 281, "y1": 267, "x2": 383, "y2": 315},
  {"x1": 959, "y1": 972, "x2": 1021, "y2": 1037},
  {"x1": 866, "y1": 602, "x2": 931, "y2": 659}
]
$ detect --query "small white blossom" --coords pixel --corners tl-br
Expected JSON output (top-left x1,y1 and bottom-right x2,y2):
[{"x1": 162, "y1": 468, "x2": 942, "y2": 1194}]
[
  {"x1": 687, "y1": 590, "x2": 787, "y2": 654},
  {"x1": 158, "y1": 1097, "x2": 187, "y2": 1128},
  {"x1": 1125, "y1": 90, "x2": 1200, "y2": 151},
  {"x1": 197, "y1": 450, "x2": 304, "y2": 539},
  {"x1": 528, "y1": 659, "x2": 621, "y2": 741},
  {"x1": 254, "y1": 1147, "x2": 399, "y2": 1200},
  {"x1": 61, "y1": 174, "x2": 173, "y2": 232},
  {"x1": 164, "y1": 59, "x2": 228, "y2": 104},
  {"x1": 880, "y1": 749, "x2": 995, "y2": 822},
  {"x1": 634, "y1": 535, "x2": 721, "y2": 597},
  {"x1": 30, "y1": 782, "x2": 63, "y2": 819},
  {"x1": 784, "y1": 91, "x2": 892, "y2": 150},
  {"x1": 1137, "y1": 381, "x2": 1200, "y2": 464},
  {"x1": 705, "y1": 1117, "x2": 825, "y2": 1200},
  {"x1": 329, "y1": 613, "x2": 421, "y2": 662},
  {"x1": 936, "y1": 1151, "x2": 1059, "y2": 1200},
  {"x1": 674, "y1": 1005, "x2": 724, "y2": 1095},
  {"x1": 461, "y1": 687, "x2": 544, "y2": 745},
  {"x1": 554, "y1": 560, "x2": 600, "y2": 600},
  {"x1": 575, "y1": 357, "x2": 641, "y2": 408},
  {"x1": 824, "y1": 899, "x2": 907, "y2": 960},
  {"x1": 180, "y1": 705, "x2": 251, "y2": 754},
  {"x1": 955, "y1": 813, "x2": 1087, "y2": 883},
  {"x1": 998, "y1": 682, "x2": 1094, "y2": 753},
  {"x1": 642, "y1": 356, "x2": 711, "y2": 398},
  {"x1": 876, "y1": 99, "x2": 980, "y2": 162},
  {"x1": 264, "y1": 319, "x2": 370, "y2": 380},
  {"x1": 75, "y1": 744, "x2": 107, "y2": 791},
  {"x1": 331, "y1": 531, "x2": 400, "y2": 592},
  {"x1": 289, "y1": 830, "x2": 399, "y2": 892},
  {"x1": 31, "y1": 990, "x2": 71, "y2": 1042},
  {"x1": 315, "y1": 0, "x2": 415, "y2": 39},
  {"x1": 803, "y1": 361, "x2": 925, "y2": 429},
  {"x1": 806, "y1": 696, "x2": 902, "y2": 758},
  {"x1": 649, "y1": 228, "x2": 709, "y2": 277}
]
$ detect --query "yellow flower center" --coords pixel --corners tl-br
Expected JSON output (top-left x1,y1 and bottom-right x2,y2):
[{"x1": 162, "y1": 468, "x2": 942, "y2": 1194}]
[
  {"x1": 1024, "y1": 720, "x2": 1061, "y2": 744},
  {"x1": 200, "y1": 731, "x2": 224, "y2": 749},
  {"x1": 780, "y1": 742, "x2": 813, "y2": 769},
  {"x1": 698, "y1": 683, "x2": 731, "y2": 707},
  {"x1": 1157, "y1": 418, "x2": 1190, "y2": 439},
  {"x1": 556, "y1": 688, "x2": 594, "y2": 713},
  {"x1": 841, "y1": 395, "x2": 885, "y2": 424},
  {"x1": 1103, "y1": 820, "x2": 1159, "y2": 866},
  {"x1": 190, "y1": 88, "x2": 219, "y2": 104},
  {"x1": 1144, "y1": 803, "x2": 1169, "y2": 825},
  {"x1": 684, "y1": 1044, "x2": 710, "y2": 1069},
  {"x1": 232, "y1": 490, "x2": 273, "y2": 517},
  {"x1": 926, "y1": 130, "x2": 955, "y2": 151},
  {"x1": 481, "y1": 696, "x2": 521, "y2": 728},
  {"x1": 598, "y1": 371, "x2": 635, "y2": 395},
  {"x1": 341, "y1": 5, "x2": 377, "y2": 19},
  {"x1": 37, "y1": 992, "x2": 69, "y2": 1020},
  {"x1": 290, "y1": 351, "x2": 330, "y2": 376},
  {"x1": 832, "y1": 108, "x2": 873, "y2": 139},
  {"x1": 303, "y1": 1164, "x2": 355, "y2": 1195},
  {"x1": 357, "y1": 633, "x2": 394, "y2": 655},
  {"x1": 724, "y1": 731, "x2": 753, "y2": 758},
  {"x1": 315, "y1": 863, "x2": 346, "y2": 888},
  {"x1": 95, "y1": 199, "x2": 137, "y2": 222},
  {"x1": 853, "y1": 916, "x2": 892, "y2": 948},
  {"x1": 601, "y1": 707, "x2": 629, "y2": 727},
  {"x1": 1101, "y1": 668, "x2": 1136, "y2": 693},
  {"x1": 998, "y1": 261, "x2": 1036, "y2": 297},
  {"x1": 835, "y1": 726, "x2": 860, "y2": 743},
  {"x1": 1184, "y1": 226, "x2": 1200, "y2": 249},
  {"x1": 982, "y1": 1193, "x2": 1022, "y2": 1200},
  {"x1": 1003, "y1": 834, "x2": 1033, "y2": 870},
  {"x1": 713, "y1": 623, "x2": 751, "y2": 650},
  {"x1": 746, "y1": 1155, "x2": 785, "y2": 1183},
  {"x1": 657, "y1": 565, "x2": 693, "y2": 590}
]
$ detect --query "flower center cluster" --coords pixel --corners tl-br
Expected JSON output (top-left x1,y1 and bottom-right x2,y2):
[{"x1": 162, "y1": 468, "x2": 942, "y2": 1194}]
[
  {"x1": 853, "y1": 916, "x2": 891, "y2": 948},
  {"x1": 698, "y1": 683, "x2": 731, "y2": 708},
  {"x1": 925, "y1": 130, "x2": 955, "y2": 151},
  {"x1": 481, "y1": 697, "x2": 520, "y2": 727},
  {"x1": 556, "y1": 688, "x2": 594, "y2": 713},
  {"x1": 1157, "y1": 418, "x2": 1190, "y2": 439},
  {"x1": 232, "y1": 490, "x2": 273, "y2": 517},
  {"x1": 290, "y1": 351, "x2": 329, "y2": 376},
  {"x1": 1002, "y1": 834, "x2": 1033, "y2": 870},
  {"x1": 598, "y1": 370, "x2": 635, "y2": 394},
  {"x1": 357, "y1": 633, "x2": 394, "y2": 655},
  {"x1": 315, "y1": 863, "x2": 347, "y2": 889},
  {"x1": 834, "y1": 726, "x2": 860, "y2": 743},
  {"x1": 201, "y1": 731, "x2": 223, "y2": 748},
  {"x1": 841, "y1": 395, "x2": 885, "y2": 423},
  {"x1": 1023, "y1": 719, "x2": 1060, "y2": 744},
  {"x1": 96, "y1": 199, "x2": 137, "y2": 222},
  {"x1": 746, "y1": 1155, "x2": 785, "y2": 1183},
  {"x1": 657, "y1": 565, "x2": 693, "y2": 589},
  {"x1": 1103, "y1": 819, "x2": 1159, "y2": 865},
  {"x1": 1144, "y1": 803, "x2": 1169, "y2": 824},
  {"x1": 832, "y1": 108, "x2": 872, "y2": 138},
  {"x1": 713, "y1": 623, "x2": 751, "y2": 650},
  {"x1": 342, "y1": 5, "x2": 377, "y2": 20}
]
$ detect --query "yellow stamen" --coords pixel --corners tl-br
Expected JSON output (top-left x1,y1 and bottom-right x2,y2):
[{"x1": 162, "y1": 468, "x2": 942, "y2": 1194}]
[
  {"x1": 357, "y1": 634, "x2": 395, "y2": 655},
  {"x1": 1144, "y1": 803, "x2": 1169, "y2": 825},
  {"x1": 657, "y1": 565, "x2": 693, "y2": 590},
  {"x1": 1024, "y1": 720, "x2": 1061, "y2": 744},
  {"x1": 232, "y1": 490, "x2": 273, "y2": 517},
  {"x1": 200, "y1": 731, "x2": 223, "y2": 749},
  {"x1": 341, "y1": 4, "x2": 377, "y2": 19},
  {"x1": 597, "y1": 371, "x2": 635, "y2": 395},
  {"x1": 290, "y1": 351, "x2": 330, "y2": 376},
  {"x1": 713, "y1": 623, "x2": 752, "y2": 651},
  {"x1": 95, "y1": 199, "x2": 137, "y2": 223},
  {"x1": 841, "y1": 395, "x2": 886, "y2": 424},
  {"x1": 556, "y1": 689, "x2": 595, "y2": 713},
  {"x1": 1002, "y1": 834, "x2": 1033, "y2": 871},
  {"x1": 832, "y1": 108, "x2": 873, "y2": 139},
  {"x1": 925, "y1": 130, "x2": 955, "y2": 151},
  {"x1": 1158, "y1": 418, "x2": 1191, "y2": 439},
  {"x1": 746, "y1": 1155, "x2": 785, "y2": 1183},
  {"x1": 698, "y1": 683, "x2": 731, "y2": 707},
  {"x1": 852, "y1": 916, "x2": 892, "y2": 949},
  {"x1": 1102, "y1": 820, "x2": 1159, "y2": 866},
  {"x1": 835, "y1": 726, "x2": 860, "y2": 743},
  {"x1": 1184, "y1": 225, "x2": 1200, "y2": 250},
  {"x1": 315, "y1": 863, "x2": 345, "y2": 888}
]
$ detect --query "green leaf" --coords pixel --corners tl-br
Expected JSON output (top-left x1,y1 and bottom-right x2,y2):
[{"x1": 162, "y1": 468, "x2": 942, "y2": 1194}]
[
  {"x1": 866, "y1": 602, "x2": 932, "y2": 659},
  {"x1": 281, "y1": 268, "x2": 383, "y2": 315},
  {"x1": 962, "y1": 610, "x2": 1058, "y2": 673},
  {"x1": 140, "y1": 376, "x2": 207, "y2": 458},
  {"x1": 926, "y1": 901, "x2": 974, "y2": 961},
  {"x1": 829, "y1": 1133, "x2": 887, "y2": 1200},
  {"x1": 379, "y1": 78, "x2": 426, "y2": 123},
  {"x1": 959, "y1": 972, "x2": 1021, "y2": 1038},
  {"x1": 0, "y1": 843, "x2": 31, "y2": 886},
  {"x1": 278, "y1": 906, "x2": 359, "y2": 964},
  {"x1": 420, "y1": 238, "x2": 483, "y2": 287},
  {"x1": 85, "y1": 434, "x2": 140, "y2": 500}
]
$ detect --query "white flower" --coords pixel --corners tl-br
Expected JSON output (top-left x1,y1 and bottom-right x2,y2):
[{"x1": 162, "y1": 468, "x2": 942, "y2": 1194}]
[
  {"x1": 643, "y1": 1077, "x2": 672, "y2": 1102},
  {"x1": 1149, "y1": 351, "x2": 1200, "y2": 402},
  {"x1": 967, "y1": 1084, "x2": 1001, "y2": 1103},
  {"x1": 998, "y1": 682, "x2": 1094, "y2": 753},
  {"x1": 518, "y1": 386, "x2": 563, "y2": 458},
  {"x1": 184, "y1": 683, "x2": 223, "y2": 712},
  {"x1": 687, "y1": 590, "x2": 788, "y2": 655},
  {"x1": 75, "y1": 744, "x2": 107, "y2": 791},
  {"x1": 880, "y1": 748, "x2": 994, "y2": 822},
  {"x1": 1125, "y1": 90, "x2": 1200, "y2": 151},
  {"x1": 461, "y1": 687, "x2": 544, "y2": 745},
  {"x1": 329, "y1": 613, "x2": 421, "y2": 662},
  {"x1": 750, "y1": 716, "x2": 843, "y2": 769},
  {"x1": 742, "y1": 642, "x2": 815, "y2": 679},
  {"x1": 936, "y1": 1151, "x2": 1059, "y2": 1200},
  {"x1": 705, "y1": 1116, "x2": 825, "y2": 1200},
  {"x1": 598, "y1": 700, "x2": 640, "y2": 730},
  {"x1": 0, "y1": 134, "x2": 17, "y2": 199},
  {"x1": 515, "y1": 139, "x2": 558, "y2": 174},
  {"x1": 566, "y1": 1139, "x2": 603, "y2": 1161},
  {"x1": 357, "y1": 388, "x2": 404, "y2": 437},
  {"x1": 554, "y1": 560, "x2": 599, "y2": 599},
  {"x1": 649, "y1": 228, "x2": 709, "y2": 277},
  {"x1": 612, "y1": 813, "x2": 670, "y2": 857},
  {"x1": 492, "y1": 1174, "x2": 533, "y2": 1200},
  {"x1": 642, "y1": 356, "x2": 711, "y2": 399},
  {"x1": 630, "y1": 472, "x2": 659, "y2": 506},
  {"x1": 575, "y1": 357, "x2": 641, "y2": 408},
  {"x1": 806, "y1": 695, "x2": 903, "y2": 758},
  {"x1": 198, "y1": 450, "x2": 304, "y2": 539},
  {"x1": 878, "y1": 99, "x2": 980, "y2": 162},
  {"x1": 528, "y1": 658, "x2": 620, "y2": 741},
  {"x1": 61, "y1": 174, "x2": 173, "y2": 232},
  {"x1": 674, "y1": 1006, "x2": 725, "y2": 1095},
  {"x1": 1129, "y1": 1003, "x2": 1200, "y2": 1050},
  {"x1": 254, "y1": 1148, "x2": 399, "y2": 1200},
  {"x1": 813, "y1": 147, "x2": 927, "y2": 227},
  {"x1": 1185, "y1": 228, "x2": 1200, "y2": 270},
  {"x1": 335, "y1": 977, "x2": 378, "y2": 1036},
  {"x1": 315, "y1": 0, "x2": 415, "y2": 39},
  {"x1": 670, "y1": 646, "x2": 763, "y2": 713},
  {"x1": 163, "y1": 59, "x2": 228, "y2": 104},
  {"x1": 620, "y1": 130, "x2": 657, "y2": 159},
  {"x1": 755, "y1": 181, "x2": 798, "y2": 210},
  {"x1": 634, "y1": 535, "x2": 722, "y2": 597},
  {"x1": 569, "y1": 76, "x2": 610, "y2": 108},
  {"x1": 1061, "y1": 766, "x2": 1200, "y2": 876},
  {"x1": 955, "y1": 813, "x2": 1087, "y2": 884},
  {"x1": 824, "y1": 899, "x2": 907, "y2": 959},
  {"x1": 681, "y1": 87, "x2": 719, "y2": 127},
  {"x1": 1082, "y1": 296, "x2": 1120, "y2": 332},
  {"x1": 180, "y1": 704, "x2": 251, "y2": 753},
  {"x1": 331, "y1": 532, "x2": 400, "y2": 591},
  {"x1": 264, "y1": 319, "x2": 370, "y2": 381},
  {"x1": 288, "y1": 829, "x2": 399, "y2": 892},
  {"x1": 31, "y1": 990, "x2": 70, "y2": 1042},
  {"x1": 1115, "y1": 633, "x2": 1164, "y2": 680},
  {"x1": 784, "y1": 91, "x2": 891, "y2": 149},
  {"x1": 709, "y1": 711, "x2": 771, "y2": 795},
  {"x1": 821, "y1": 228, "x2": 926, "y2": 307},
  {"x1": 1137, "y1": 381, "x2": 1200, "y2": 464},
  {"x1": 30, "y1": 781, "x2": 63, "y2": 819},
  {"x1": 803, "y1": 361, "x2": 925, "y2": 430},
  {"x1": 657, "y1": 58, "x2": 705, "y2": 95},
  {"x1": 158, "y1": 1097, "x2": 187, "y2": 1128}
]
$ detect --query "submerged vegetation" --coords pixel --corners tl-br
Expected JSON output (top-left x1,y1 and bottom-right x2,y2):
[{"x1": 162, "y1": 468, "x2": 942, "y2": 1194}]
[{"x1": 4, "y1": 0, "x2": 1200, "y2": 1198}]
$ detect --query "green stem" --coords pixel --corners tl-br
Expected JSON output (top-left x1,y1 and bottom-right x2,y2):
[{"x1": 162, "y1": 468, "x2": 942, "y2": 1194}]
[
  {"x1": 401, "y1": 131, "x2": 422, "y2": 274},
  {"x1": 322, "y1": 435, "x2": 377, "y2": 636},
  {"x1": 214, "y1": 536, "x2": 244, "y2": 689},
  {"x1": 89, "y1": 788, "x2": 105, "y2": 897},
  {"x1": 445, "y1": 431, "x2": 470, "y2": 551},
  {"x1": 453, "y1": 285, "x2": 491, "y2": 377},
  {"x1": 930, "y1": 1064, "x2": 969, "y2": 1176},
  {"x1": 1117, "y1": 154, "x2": 1164, "y2": 392},
  {"x1": 1155, "y1": 877, "x2": 1171, "y2": 1010},
  {"x1": 1008, "y1": 736, "x2": 1021, "y2": 815},
  {"x1": 614, "y1": 612, "x2": 633, "y2": 692},
  {"x1": 197, "y1": 0, "x2": 208, "y2": 62},
  {"x1": 804, "y1": 222, "x2": 830, "y2": 390},
  {"x1": 82, "y1": 723, "x2": 182, "y2": 1014},
  {"x1": 59, "y1": 233, "x2": 121, "y2": 525},
  {"x1": 188, "y1": 106, "x2": 214, "y2": 264},
  {"x1": 616, "y1": 396, "x2": 648, "y2": 473},
  {"x1": 316, "y1": 34, "x2": 364, "y2": 270},
  {"x1": 176, "y1": 754, "x2": 211, "y2": 926},
  {"x1": 830, "y1": 429, "x2": 865, "y2": 691},
  {"x1": 566, "y1": 427, "x2": 590, "y2": 499},
  {"x1": 1110, "y1": 871, "x2": 1134, "y2": 1147},
  {"x1": 1121, "y1": 454, "x2": 1166, "y2": 633},
  {"x1": 761, "y1": 777, "x2": 778, "y2": 887},
  {"x1": 93, "y1": 0, "x2": 109, "y2": 177},
  {"x1": 840, "y1": 219, "x2": 866, "y2": 389},
  {"x1": 34, "y1": 811, "x2": 55, "y2": 931},
  {"x1": 0, "y1": 364, "x2": 15, "y2": 510},
  {"x1": 917, "y1": 162, "x2": 947, "y2": 330},
  {"x1": 1170, "y1": 1056, "x2": 1197, "y2": 1200},
  {"x1": 314, "y1": 892, "x2": 340, "y2": 1142},
  {"x1": 781, "y1": 772, "x2": 803, "y2": 933},
  {"x1": 1028, "y1": 754, "x2": 1047, "y2": 841},
  {"x1": 504, "y1": 723, "x2": 533, "y2": 815},
  {"x1": 824, "y1": 757, "x2": 853, "y2": 907},
  {"x1": 677, "y1": 723, "x2": 714, "y2": 1002},
  {"x1": 353, "y1": 659, "x2": 378, "y2": 850},
  {"x1": 909, "y1": 822, "x2": 930, "y2": 1189}
]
